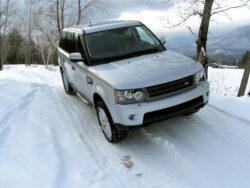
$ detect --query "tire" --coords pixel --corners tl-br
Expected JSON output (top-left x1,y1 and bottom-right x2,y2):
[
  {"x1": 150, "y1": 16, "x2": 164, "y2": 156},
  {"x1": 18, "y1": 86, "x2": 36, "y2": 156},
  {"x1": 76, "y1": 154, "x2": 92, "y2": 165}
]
[
  {"x1": 96, "y1": 100, "x2": 127, "y2": 143},
  {"x1": 61, "y1": 70, "x2": 75, "y2": 95}
]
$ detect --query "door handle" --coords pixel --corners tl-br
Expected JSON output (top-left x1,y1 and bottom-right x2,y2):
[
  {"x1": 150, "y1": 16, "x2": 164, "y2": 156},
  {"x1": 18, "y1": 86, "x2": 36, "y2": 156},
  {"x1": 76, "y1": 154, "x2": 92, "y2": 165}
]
[
  {"x1": 86, "y1": 76, "x2": 93, "y2": 85},
  {"x1": 72, "y1": 66, "x2": 76, "y2": 70}
]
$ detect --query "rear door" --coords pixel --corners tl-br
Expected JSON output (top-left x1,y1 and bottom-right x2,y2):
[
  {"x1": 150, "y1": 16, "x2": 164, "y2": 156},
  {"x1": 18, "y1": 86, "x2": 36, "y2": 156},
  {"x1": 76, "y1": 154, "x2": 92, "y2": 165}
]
[{"x1": 59, "y1": 31, "x2": 75, "y2": 84}]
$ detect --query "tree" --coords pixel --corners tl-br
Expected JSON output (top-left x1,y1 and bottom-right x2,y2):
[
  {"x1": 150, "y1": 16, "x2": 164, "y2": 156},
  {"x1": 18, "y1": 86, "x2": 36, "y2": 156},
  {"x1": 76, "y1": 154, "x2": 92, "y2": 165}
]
[
  {"x1": 239, "y1": 51, "x2": 250, "y2": 69},
  {"x1": 0, "y1": 0, "x2": 106, "y2": 69},
  {"x1": 77, "y1": 0, "x2": 106, "y2": 25},
  {"x1": 32, "y1": 0, "x2": 106, "y2": 67},
  {"x1": 22, "y1": 0, "x2": 38, "y2": 66},
  {"x1": 0, "y1": 0, "x2": 16, "y2": 70},
  {"x1": 7, "y1": 28, "x2": 25, "y2": 64},
  {"x1": 166, "y1": 0, "x2": 250, "y2": 75},
  {"x1": 34, "y1": 34, "x2": 53, "y2": 68}
]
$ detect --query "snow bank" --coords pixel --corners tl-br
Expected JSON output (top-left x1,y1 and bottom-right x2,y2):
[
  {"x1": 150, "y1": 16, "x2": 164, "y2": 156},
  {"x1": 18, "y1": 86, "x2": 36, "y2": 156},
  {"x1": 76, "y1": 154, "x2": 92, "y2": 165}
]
[{"x1": 208, "y1": 67, "x2": 250, "y2": 97}]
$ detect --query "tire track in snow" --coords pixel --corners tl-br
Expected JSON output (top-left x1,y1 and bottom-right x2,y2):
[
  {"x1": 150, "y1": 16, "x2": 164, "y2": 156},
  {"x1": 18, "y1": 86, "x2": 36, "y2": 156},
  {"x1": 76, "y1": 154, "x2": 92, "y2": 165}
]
[
  {"x1": 41, "y1": 88, "x2": 127, "y2": 188},
  {"x1": 50, "y1": 127, "x2": 67, "y2": 188},
  {"x1": 0, "y1": 88, "x2": 38, "y2": 151},
  {"x1": 33, "y1": 88, "x2": 70, "y2": 188},
  {"x1": 68, "y1": 96, "x2": 190, "y2": 188},
  {"x1": 69, "y1": 107, "x2": 129, "y2": 187},
  {"x1": 207, "y1": 104, "x2": 250, "y2": 126},
  {"x1": 63, "y1": 95, "x2": 136, "y2": 188},
  {"x1": 126, "y1": 126, "x2": 211, "y2": 188}
]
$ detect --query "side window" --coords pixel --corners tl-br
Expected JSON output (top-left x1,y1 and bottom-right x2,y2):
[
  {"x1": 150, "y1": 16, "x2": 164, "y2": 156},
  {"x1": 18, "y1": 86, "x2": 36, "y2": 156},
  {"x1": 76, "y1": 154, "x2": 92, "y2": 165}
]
[
  {"x1": 61, "y1": 32, "x2": 85, "y2": 55},
  {"x1": 75, "y1": 34, "x2": 85, "y2": 57},
  {"x1": 65, "y1": 32, "x2": 70, "y2": 52},
  {"x1": 72, "y1": 33, "x2": 76, "y2": 53},
  {"x1": 66, "y1": 32, "x2": 74, "y2": 53},
  {"x1": 59, "y1": 32, "x2": 67, "y2": 51},
  {"x1": 136, "y1": 27, "x2": 155, "y2": 45}
]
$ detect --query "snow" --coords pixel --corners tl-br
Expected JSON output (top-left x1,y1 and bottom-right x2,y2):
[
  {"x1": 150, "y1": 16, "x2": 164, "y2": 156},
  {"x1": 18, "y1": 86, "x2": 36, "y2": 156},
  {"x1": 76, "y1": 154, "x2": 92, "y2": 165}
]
[
  {"x1": 208, "y1": 67, "x2": 250, "y2": 97},
  {"x1": 0, "y1": 65, "x2": 250, "y2": 188}
]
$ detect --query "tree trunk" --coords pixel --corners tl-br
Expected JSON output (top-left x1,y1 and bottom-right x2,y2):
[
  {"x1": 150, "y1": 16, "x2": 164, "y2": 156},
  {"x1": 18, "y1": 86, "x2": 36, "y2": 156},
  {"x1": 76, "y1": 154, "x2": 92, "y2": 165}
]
[
  {"x1": 0, "y1": 0, "x2": 11, "y2": 69},
  {"x1": 45, "y1": 47, "x2": 52, "y2": 69},
  {"x1": 196, "y1": 0, "x2": 214, "y2": 75},
  {"x1": 238, "y1": 61, "x2": 250, "y2": 97},
  {"x1": 56, "y1": 0, "x2": 61, "y2": 35},
  {"x1": 77, "y1": 0, "x2": 81, "y2": 25},
  {"x1": 3, "y1": 0, "x2": 10, "y2": 34},
  {"x1": 61, "y1": 0, "x2": 65, "y2": 31},
  {"x1": 27, "y1": 6, "x2": 32, "y2": 66}
]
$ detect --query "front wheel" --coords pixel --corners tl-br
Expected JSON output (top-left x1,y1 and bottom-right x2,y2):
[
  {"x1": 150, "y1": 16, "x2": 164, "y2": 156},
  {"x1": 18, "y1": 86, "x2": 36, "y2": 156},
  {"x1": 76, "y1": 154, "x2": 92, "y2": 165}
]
[{"x1": 96, "y1": 101, "x2": 127, "y2": 143}]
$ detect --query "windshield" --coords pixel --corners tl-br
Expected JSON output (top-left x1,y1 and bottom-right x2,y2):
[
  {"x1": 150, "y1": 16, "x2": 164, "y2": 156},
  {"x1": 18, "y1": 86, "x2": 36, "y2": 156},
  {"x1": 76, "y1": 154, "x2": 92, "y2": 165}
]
[{"x1": 85, "y1": 25, "x2": 165, "y2": 64}]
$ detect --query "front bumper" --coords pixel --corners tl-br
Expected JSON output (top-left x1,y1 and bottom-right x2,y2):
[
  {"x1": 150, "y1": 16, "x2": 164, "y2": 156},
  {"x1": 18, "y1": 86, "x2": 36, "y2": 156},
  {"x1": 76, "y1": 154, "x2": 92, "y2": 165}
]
[{"x1": 110, "y1": 81, "x2": 209, "y2": 128}]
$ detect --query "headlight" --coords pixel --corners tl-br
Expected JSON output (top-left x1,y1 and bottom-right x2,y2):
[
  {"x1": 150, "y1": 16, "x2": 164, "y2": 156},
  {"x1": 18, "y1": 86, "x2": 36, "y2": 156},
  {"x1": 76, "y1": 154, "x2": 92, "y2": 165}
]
[
  {"x1": 195, "y1": 70, "x2": 206, "y2": 85},
  {"x1": 114, "y1": 89, "x2": 146, "y2": 104}
]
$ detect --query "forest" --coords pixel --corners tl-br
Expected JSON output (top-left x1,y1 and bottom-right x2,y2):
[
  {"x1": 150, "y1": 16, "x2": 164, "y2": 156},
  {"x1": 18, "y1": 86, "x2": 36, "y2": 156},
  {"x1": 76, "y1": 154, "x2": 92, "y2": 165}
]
[{"x1": 0, "y1": 0, "x2": 105, "y2": 70}]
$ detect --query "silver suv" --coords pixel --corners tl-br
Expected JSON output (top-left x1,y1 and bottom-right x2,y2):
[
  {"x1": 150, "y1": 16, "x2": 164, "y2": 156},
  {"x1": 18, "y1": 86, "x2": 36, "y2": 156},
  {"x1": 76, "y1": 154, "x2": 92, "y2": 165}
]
[{"x1": 58, "y1": 20, "x2": 209, "y2": 142}]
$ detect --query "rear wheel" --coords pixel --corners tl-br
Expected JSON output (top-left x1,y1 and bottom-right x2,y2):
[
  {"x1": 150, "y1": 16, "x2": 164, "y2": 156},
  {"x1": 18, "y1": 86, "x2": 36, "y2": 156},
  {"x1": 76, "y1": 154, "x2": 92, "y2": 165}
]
[
  {"x1": 61, "y1": 71, "x2": 75, "y2": 95},
  {"x1": 96, "y1": 100, "x2": 127, "y2": 143}
]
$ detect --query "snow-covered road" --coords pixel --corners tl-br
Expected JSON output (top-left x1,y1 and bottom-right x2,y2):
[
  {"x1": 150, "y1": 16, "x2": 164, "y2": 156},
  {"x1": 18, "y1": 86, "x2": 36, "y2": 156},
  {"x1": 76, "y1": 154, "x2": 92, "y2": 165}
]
[{"x1": 0, "y1": 65, "x2": 250, "y2": 188}]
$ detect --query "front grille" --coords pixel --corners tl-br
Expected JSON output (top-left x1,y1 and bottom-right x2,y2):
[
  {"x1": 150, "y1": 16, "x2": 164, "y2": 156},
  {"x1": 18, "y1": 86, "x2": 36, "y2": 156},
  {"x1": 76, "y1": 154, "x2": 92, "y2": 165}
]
[
  {"x1": 146, "y1": 76, "x2": 194, "y2": 98},
  {"x1": 143, "y1": 96, "x2": 204, "y2": 125}
]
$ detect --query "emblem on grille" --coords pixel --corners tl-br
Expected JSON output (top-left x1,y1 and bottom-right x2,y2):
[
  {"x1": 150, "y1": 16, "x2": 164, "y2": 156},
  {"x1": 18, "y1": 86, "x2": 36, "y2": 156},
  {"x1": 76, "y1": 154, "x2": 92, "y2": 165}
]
[{"x1": 184, "y1": 81, "x2": 190, "y2": 85}]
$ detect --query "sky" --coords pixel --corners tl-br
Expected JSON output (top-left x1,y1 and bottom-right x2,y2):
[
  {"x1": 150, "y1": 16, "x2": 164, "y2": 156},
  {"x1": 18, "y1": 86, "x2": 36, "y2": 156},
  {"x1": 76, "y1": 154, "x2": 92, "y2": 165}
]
[{"x1": 90, "y1": 0, "x2": 250, "y2": 38}]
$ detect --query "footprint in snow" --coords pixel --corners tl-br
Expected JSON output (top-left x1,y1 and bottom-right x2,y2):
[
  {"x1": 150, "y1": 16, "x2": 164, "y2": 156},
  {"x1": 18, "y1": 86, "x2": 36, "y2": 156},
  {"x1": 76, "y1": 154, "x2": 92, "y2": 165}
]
[
  {"x1": 121, "y1": 155, "x2": 134, "y2": 169},
  {"x1": 136, "y1": 173, "x2": 143, "y2": 178}
]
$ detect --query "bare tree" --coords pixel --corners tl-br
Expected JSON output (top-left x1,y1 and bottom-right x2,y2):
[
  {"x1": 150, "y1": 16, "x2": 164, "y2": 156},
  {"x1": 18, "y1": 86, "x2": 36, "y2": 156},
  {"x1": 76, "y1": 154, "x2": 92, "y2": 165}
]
[
  {"x1": 56, "y1": 0, "x2": 66, "y2": 35},
  {"x1": 31, "y1": 0, "x2": 106, "y2": 67},
  {"x1": 0, "y1": 0, "x2": 106, "y2": 69},
  {"x1": 77, "y1": 0, "x2": 106, "y2": 25},
  {"x1": 34, "y1": 37, "x2": 52, "y2": 69},
  {"x1": 22, "y1": 0, "x2": 38, "y2": 66},
  {"x1": 166, "y1": 0, "x2": 250, "y2": 75},
  {"x1": 0, "y1": 0, "x2": 16, "y2": 70}
]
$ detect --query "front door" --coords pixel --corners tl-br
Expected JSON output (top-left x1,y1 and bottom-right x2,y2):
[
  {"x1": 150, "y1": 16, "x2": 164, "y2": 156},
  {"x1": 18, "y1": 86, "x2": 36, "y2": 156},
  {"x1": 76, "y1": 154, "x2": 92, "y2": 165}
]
[{"x1": 71, "y1": 33, "x2": 93, "y2": 101}]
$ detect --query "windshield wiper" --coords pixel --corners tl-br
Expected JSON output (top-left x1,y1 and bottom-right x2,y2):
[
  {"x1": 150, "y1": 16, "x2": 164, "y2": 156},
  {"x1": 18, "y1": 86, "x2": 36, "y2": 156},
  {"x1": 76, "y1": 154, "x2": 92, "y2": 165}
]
[
  {"x1": 122, "y1": 47, "x2": 161, "y2": 58},
  {"x1": 91, "y1": 47, "x2": 164, "y2": 65}
]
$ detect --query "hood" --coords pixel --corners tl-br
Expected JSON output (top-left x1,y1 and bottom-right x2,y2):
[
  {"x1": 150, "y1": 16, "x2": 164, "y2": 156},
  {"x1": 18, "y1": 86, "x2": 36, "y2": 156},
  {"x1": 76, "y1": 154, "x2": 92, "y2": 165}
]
[{"x1": 90, "y1": 50, "x2": 203, "y2": 89}]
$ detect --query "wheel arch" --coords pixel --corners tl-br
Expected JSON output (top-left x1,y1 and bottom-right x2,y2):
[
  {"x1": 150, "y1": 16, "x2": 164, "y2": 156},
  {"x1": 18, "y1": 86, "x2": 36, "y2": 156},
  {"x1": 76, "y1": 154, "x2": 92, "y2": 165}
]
[
  {"x1": 93, "y1": 93, "x2": 104, "y2": 107},
  {"x1": 60, "y1": 66, "x2": 63, "y2": 73}
]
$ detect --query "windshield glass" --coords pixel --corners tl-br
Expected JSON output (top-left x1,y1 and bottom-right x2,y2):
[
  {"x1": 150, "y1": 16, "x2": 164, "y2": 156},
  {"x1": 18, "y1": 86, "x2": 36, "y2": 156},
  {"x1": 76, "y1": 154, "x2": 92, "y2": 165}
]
[{"x1": 85, "y1": 25, "x2": 165, "y2": 64}]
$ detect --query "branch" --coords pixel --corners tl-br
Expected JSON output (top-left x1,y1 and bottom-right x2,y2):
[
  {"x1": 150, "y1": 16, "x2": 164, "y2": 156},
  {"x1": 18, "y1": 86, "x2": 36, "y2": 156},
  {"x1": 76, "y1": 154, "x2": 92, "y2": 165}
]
[
  {"x1": 212, "y1": 2, "x2": 250, "y2": 15},
  {"x1": 165, "y1": 13, "x2": 194, "y2": 28},
  {"x1": 186, "y1": 26, "x2": 197, "y2": 38},
  {"x1": 164, "y1": 0, "x2": 203, "y2": 28}
]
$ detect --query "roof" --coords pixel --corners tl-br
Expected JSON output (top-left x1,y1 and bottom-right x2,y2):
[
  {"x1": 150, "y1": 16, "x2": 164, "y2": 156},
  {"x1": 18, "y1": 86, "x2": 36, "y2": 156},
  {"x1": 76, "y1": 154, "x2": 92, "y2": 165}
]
[{"x1": 64, "y1": 20, "x2": 142, "y2": 34}]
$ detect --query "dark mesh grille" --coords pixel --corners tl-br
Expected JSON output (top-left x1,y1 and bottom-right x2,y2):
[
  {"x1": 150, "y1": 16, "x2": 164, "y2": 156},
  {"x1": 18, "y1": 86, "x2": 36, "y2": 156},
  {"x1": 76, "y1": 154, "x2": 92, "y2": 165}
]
[{"x1": 146, "y1": 76, "x2": 194, "y2": 98}]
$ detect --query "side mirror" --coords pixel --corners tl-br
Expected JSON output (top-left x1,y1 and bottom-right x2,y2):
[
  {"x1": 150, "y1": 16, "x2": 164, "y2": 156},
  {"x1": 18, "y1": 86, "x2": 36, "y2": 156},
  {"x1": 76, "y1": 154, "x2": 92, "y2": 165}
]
[
  {"x1": 159, "y1": 36, "x2": 166, "y2": 45},
  {"x1": 69, "y1": 53, "x2": 83, "y2": 62}
]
